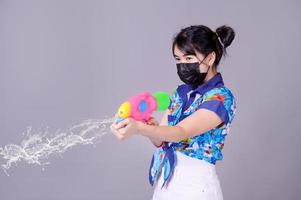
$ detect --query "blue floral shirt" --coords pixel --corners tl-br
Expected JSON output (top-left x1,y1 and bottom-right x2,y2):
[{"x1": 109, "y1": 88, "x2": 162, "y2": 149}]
[{"x1": 148, "y1": 72, "x2": 237, "y2": 188}]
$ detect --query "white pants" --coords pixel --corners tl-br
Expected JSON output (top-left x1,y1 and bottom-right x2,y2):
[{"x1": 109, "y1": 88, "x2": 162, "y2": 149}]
[{"x1": 151, "y1": 151, "x2": 223, "y2": 200}]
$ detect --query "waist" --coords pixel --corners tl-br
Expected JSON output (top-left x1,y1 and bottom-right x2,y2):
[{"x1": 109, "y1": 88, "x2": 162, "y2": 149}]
[{"x1": 174, "y1": 150, "x2": 216, "y2": 174}]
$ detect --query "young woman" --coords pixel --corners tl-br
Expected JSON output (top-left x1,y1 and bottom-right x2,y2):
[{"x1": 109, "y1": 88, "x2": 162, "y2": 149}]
[{"x1": 111, "y1": 25, "x2": 237, "y2": 200}]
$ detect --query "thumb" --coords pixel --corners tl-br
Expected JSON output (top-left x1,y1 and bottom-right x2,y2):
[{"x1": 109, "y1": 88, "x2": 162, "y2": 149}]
[{"x1": 115, "y1": 118, "x2": 130, "y2": 130}]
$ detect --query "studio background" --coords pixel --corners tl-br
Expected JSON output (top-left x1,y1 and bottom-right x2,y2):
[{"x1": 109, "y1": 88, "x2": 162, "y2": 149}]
[{"x1": 0, "y1": 0, "x2": 300, "y2": 199}]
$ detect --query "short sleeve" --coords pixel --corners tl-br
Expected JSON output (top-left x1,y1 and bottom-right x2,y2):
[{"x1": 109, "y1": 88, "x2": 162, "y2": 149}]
[{"x1": 198, "y1": 88, "x2": 236, "y2": 125}]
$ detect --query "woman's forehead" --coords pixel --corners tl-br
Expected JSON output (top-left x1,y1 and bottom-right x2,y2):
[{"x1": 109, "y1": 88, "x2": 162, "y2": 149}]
[
  {"x1": 174, "y1": 46, "x2": 194, "y2": 57},
  {"x1": 173, "y1": 46, "x2": 204, "y2": 59}
]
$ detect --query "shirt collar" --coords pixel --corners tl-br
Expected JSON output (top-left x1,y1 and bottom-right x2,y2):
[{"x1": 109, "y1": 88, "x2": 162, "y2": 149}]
[{"x1": 177, "y1": 72, "x2": 224, "y2": 101}]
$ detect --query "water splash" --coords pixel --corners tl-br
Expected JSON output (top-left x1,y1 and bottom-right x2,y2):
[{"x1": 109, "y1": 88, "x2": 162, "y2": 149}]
[{"x1": 0, "y1": 117, "x2": 115, "y2": 175}]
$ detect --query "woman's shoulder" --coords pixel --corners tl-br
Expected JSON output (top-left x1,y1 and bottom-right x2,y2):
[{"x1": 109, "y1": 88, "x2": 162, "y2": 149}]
[
  {"x1": 204, "y1": 86, "x2": 236, "y2": 101},
  {"x1": 171, "y1": 84, "x2": 237, "y2": 104},
  {"x1": 203, "y1": 86, "x2": 237, "y2": 113}
]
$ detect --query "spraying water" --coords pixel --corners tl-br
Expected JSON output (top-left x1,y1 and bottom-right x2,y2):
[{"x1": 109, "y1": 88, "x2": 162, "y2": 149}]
[{"x1": 0, "y1": 116, "x2": 116, "y2": 175}]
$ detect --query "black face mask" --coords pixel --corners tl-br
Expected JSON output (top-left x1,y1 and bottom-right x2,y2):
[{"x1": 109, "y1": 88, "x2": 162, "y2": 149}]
[{"x1": 176, "y1": 57, "x2": 210, "y2": 88}]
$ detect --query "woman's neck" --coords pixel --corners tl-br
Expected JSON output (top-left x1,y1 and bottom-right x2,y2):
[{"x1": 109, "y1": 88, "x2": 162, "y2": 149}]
[{"x1": 204, "y1": 69, "x2": 218, "y2": 83}]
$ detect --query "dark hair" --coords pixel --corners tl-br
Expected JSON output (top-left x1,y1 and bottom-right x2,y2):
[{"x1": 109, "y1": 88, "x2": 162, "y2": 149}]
[{"x1": 172, "y1": 25, "x2": 235, "y2": 70}]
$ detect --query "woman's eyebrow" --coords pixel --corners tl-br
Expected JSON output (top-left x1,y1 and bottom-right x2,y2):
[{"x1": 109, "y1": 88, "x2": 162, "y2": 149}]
[{"x1": 173, "y1": 54, "x2": 192, "y2": 58}]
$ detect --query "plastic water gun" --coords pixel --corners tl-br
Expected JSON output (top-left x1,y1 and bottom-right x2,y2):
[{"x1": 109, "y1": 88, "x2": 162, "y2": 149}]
[{"x1": 115, "y1": 91, "x2": 171, "y2": 124}]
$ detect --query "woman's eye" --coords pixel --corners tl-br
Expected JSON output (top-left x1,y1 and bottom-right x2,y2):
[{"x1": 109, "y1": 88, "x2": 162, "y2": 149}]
[{"x1": 186, "y1": 57, "x2": 192, "y2": 60}]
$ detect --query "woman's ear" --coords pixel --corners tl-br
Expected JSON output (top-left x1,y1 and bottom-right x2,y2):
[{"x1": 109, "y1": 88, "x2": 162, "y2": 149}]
[{"x1": 206, "y1": 51, "x2": 216, "y2": 66}]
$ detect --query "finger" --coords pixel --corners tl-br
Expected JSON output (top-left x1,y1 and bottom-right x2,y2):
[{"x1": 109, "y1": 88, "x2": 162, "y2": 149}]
[
  {"x1": 111, "y1": 128, "x2": 125, "y2": 140},
  {"x1": 115, "y1": 128, "x2": 126, "y2": 140},
  {"x1": 110, "y1": 123, "x2": 119, "y2": 133},
  {"x1": 110, "y1": 124, "x2": 122, "y2": 135},
  {"x1": 118, "y1": 129, "x2": 127, "y2": 140},
  {"x1": 115, "y1": 118, "x2": 130, "y2": 130},
  {"x1": 111, "y1": 126, "x2": 120, "y2": 137},
  {"x1": 119, "y1": 126, "x2": 128, "y2": 135}
]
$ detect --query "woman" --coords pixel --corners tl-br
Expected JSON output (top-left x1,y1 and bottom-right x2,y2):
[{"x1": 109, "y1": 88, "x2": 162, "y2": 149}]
[{"x1": 111, "y1": 24, "x2": 237, "y2": 200}]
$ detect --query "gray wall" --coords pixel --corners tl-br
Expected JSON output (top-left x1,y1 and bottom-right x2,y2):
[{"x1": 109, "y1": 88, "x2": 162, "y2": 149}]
[{"x1": 1, "y1": 0, "x2": 300, "y2": 199}]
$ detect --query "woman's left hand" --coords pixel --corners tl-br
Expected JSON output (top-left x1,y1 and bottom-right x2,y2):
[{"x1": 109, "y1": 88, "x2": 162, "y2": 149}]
[{"x1": 110, "y1": 118, "x2": 143, "y2": 140}]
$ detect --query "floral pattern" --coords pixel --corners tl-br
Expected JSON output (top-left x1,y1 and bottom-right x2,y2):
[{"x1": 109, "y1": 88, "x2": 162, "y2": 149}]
[{"x1": 148, "y1": 73, "x2": 237, "y2": 188}]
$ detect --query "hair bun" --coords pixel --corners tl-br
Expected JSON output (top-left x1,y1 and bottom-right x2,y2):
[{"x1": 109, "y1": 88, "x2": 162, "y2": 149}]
[{"x1": 216, "y1": 25, "x2": 235, "y2": 49}]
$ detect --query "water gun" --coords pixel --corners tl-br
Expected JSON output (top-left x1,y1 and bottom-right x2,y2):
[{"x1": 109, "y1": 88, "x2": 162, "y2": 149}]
[{"x1": 114, "y1": 91, "x2": 171, "y2": 124}]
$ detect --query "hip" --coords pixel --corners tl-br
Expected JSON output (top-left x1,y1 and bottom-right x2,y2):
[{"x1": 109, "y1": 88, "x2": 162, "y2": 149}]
[{"x1": 152, "y1": 151, "x2": 223, "y2": 200}]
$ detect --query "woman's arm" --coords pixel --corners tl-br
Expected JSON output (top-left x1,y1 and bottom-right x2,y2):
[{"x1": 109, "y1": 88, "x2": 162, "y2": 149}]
[
  {"x1": 147, "y1": 109, "x2": 170, "y2": 147},
  {"x1": 138, "y1": 108, "x2": 223, "y2": 143}
]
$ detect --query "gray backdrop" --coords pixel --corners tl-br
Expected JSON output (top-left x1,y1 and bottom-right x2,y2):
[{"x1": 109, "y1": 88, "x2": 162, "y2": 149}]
[{"x1": 1, "y1": 0, "x2": 300, "y2": 199}]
